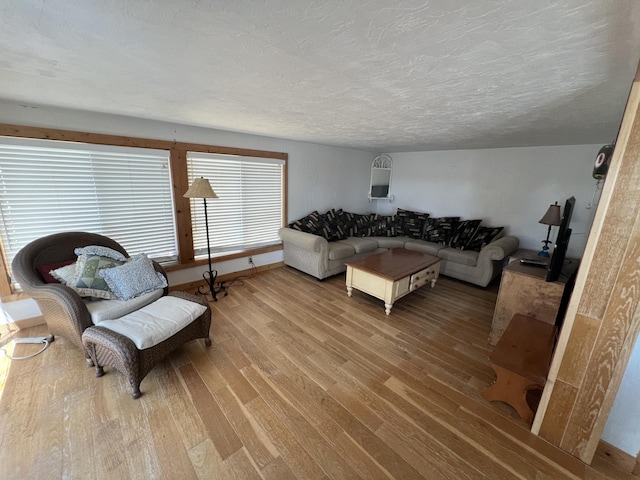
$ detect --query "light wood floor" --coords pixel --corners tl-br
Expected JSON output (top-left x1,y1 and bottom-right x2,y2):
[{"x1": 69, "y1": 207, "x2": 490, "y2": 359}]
[{"x1": 0, "y1": 266, "x2": 634, "y2": 479}]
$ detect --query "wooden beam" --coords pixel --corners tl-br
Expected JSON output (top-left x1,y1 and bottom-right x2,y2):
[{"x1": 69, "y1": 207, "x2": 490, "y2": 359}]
[
  {"x1": 533, "y1": 64, "x2": 640, "y2": 463},
  {"x1": 170, "y1": 148, "x2": 195, "y2": 264},
  {"x1": 0, "y1": 123, "x2": 287, "y2": 160}
]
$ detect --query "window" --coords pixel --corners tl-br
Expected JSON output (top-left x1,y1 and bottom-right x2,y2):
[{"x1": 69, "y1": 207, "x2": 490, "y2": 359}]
[
  {"x1": 186, "y1": 152, "x2": 284, "y2": 256},
  {"x1": 0, "y1": 137, "x2": 178, "y2": 277}
]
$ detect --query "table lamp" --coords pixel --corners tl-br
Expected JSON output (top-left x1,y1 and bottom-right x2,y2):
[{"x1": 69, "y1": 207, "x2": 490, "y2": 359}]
[{"x1": 538, "y1": 201, "x2": 561, "y2": 257}]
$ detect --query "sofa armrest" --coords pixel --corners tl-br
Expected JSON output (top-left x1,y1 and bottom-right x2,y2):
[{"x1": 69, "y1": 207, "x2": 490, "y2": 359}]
[
  {"x1": 478, "y1": 236, "x2": 519, "y2": 262},
  {"x1": 278, "y1": 227, "x2": 328, "y2": 252}
]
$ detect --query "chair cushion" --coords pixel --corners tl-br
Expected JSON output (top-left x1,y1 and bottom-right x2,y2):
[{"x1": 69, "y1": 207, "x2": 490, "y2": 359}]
[
  {"x1": 98, "y1": 296, "x2": 208, "y2": 350},
  {"x1": 85, "y1": 288, "x2": 165, "y2": 324}
]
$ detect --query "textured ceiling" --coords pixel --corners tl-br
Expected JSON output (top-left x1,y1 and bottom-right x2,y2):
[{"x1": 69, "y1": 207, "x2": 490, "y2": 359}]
[{"x1": 1, "y1": 0, "x2": 639, "y2": 152}]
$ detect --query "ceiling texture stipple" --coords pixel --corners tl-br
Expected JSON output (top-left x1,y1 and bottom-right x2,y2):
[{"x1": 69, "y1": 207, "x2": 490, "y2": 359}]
[{"x1": 1, "y1": 0, "x2": 639, "y2": 152}]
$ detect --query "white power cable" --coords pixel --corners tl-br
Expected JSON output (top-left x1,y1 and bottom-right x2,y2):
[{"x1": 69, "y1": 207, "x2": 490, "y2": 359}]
[{"x1": 0, "y1": 337, "x2": 50, "y2": 360}]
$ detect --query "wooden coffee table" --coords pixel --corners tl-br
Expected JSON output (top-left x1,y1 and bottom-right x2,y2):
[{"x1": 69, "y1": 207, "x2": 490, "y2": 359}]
[{"x1": 345, "y1": 248, "x2": 440, "y2": 315}]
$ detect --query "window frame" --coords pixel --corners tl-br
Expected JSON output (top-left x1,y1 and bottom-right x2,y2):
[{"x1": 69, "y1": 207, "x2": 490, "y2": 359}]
[
  {"x1": 0, "y1": 123, "x2": 288, "y2": 297},
  {"x1": 186, "y1": 151, "x2": 285, "y2": 257}
]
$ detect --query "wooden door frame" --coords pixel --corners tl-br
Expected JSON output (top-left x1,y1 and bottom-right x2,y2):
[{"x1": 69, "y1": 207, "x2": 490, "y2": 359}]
[{"x1": 532, "y1": 64, "x2": 640, "y2": 463}]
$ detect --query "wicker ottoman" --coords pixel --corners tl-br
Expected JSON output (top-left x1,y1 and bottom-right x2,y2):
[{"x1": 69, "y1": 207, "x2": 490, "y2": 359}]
[{"x1": 82, "y1": 291, "x2": 212, "y2": 399}]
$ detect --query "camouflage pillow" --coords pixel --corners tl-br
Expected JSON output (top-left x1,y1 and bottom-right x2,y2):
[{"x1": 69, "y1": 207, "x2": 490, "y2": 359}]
[{"x1": 70, "y1": 254, "x2": 125, "y2": 298}]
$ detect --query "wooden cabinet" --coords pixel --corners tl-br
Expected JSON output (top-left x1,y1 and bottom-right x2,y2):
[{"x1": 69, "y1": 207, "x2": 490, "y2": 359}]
[{"x1": 490, "y1": 261, "x2": 575, "y2": 346}]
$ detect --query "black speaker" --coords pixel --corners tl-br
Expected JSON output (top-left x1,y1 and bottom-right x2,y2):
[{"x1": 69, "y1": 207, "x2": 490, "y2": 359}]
[{"x1": 593, "y1": 144, "x2": 614, "y2": 179}]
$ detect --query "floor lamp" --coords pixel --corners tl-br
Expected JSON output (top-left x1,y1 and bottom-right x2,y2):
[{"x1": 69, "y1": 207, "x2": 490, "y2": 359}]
[{"x1": 184, "y1": 177, "x2": 226, "y2": 301}]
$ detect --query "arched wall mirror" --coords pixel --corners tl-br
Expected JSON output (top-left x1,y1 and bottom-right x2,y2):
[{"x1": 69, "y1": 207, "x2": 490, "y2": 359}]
[{"x1": 369, "y1": 154, "x2": 394, "y2": 201}]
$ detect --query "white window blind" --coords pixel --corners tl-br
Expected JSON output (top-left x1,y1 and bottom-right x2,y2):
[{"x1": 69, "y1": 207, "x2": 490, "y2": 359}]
[
  {"x1": 186, "y1": 152, "x2": 284, "y2": 256},
  {"x1": 0, "y1": 137, "x2": 178, "y2": 271}
]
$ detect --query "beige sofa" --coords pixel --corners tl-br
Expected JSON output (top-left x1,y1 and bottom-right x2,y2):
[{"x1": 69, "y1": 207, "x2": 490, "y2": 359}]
[{"x1": 277, "y1": 227, "x2": 519, "y2": 287}]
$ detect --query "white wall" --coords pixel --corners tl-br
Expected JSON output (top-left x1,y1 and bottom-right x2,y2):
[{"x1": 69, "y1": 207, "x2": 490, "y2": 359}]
[{"x1": 375, "y1": 145, "x2": 603, "y2": 258}]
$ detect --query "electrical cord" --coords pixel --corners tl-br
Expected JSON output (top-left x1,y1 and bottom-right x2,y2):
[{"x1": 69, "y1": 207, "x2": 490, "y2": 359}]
[
  {"x1": 226, "y1": 260, "x2": 259, "y2": 288},
  {"x1": 0, "y1": 338, "x2": 50, "y2": 360},
  {"x1": 205, "y1": 260, "x2": 258, "y2": 300}
]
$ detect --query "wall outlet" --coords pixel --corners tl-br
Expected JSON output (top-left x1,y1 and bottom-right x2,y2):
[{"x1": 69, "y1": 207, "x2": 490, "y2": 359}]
[{"x1": 248, "y1": 256, "x2": 253, "y2": 264}]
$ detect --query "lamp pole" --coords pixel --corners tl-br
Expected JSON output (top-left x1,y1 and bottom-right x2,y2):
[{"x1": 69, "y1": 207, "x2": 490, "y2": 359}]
[{"x1": 184, "y1": 177, "x2": 226, "y2": 302}]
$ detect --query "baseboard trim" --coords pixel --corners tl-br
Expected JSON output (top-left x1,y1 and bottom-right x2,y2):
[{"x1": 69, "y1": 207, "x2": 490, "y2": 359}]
[
  {"x1": 168, "y1": 262, "x2": 284, "y2": 293},
  {"x1": 596, "y1": 439, "x2": 637, "y2": 474}
]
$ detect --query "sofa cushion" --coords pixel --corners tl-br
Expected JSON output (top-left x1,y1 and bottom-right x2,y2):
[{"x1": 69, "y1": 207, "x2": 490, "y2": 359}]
[
  {"x1": 372, "y1": 237, "x2": 408, "y2": 248},
  {"x1": 466, "y1": 226, "x2": 505, "y2": 252},
  {"x1": 336, "y1": 237, "x2": 379, "y2": 254},
  {"x1": 318, "y1": 212, "x2": 348, "y2": 241},
  {"x1": 396, "y1": 208, "x2": 429, "y2": 239},
  {"x1": 423, "y1": 217, "x2": 460, "y2": 244},
  {"x1": 404, "y1": 239, "x2": 446, "y2": 256},
  {"x1": 290, "y1": 210, "x2": 348, "y2": 241},
  {"x1": 328, "y1": 242, "x2": 356, "y2": 260},
  {"x1": 342, "y1": 213, "x2": 376, "y2": 237},
  {"x1": 449, "y1": 219, "x2": 482, "y2": 249},
  {"x1": 289, "y1": 211, "x2": 321, "y2": 233},
  {"x1": 438, "y1": 247, "x2": 479, "y2": 267},
  {"x1": 372, "y1": 215, "x2": 398, "y2": 237}
]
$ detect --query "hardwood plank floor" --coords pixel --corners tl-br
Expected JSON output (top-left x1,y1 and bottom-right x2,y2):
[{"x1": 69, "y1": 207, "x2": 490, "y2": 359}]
[{"x1": 0, "y1": 266, "x2": 635, "y2": 479}]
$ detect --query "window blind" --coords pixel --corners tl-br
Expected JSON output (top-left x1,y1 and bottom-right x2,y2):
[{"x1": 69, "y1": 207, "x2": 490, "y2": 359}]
[
  {"x1": 186, "y1": 152, "x2": 284, "y2": 256},
  {"x1": 0, "y1": 137, "x2": 178, "y2": 273}
]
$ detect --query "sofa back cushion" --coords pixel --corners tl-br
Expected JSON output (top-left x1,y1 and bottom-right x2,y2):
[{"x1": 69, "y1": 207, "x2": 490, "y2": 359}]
[
  {"x1": 466, "y1": 226, "x2": 505, "y2": 252},
  {"x1": 396, "y1": 209, "x2": 429, "y2": 239},
  {"x1": 449, "y1": 219, "x2": 482, "y2": 249},
  {"x1": 422, "y1": 217, "x2": 460, "y2": 244}
]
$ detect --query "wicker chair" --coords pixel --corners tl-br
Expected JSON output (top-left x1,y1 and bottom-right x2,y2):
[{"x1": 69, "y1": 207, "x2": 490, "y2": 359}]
[{"x1": 11, "y1": 231, "x2": 169, "y2": 357}]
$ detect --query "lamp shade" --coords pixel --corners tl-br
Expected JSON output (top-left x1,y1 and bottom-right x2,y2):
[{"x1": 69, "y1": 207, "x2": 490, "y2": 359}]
[
  {"x1": 183, "y1": 177, "x2": 218, "y2": 199},
  {"x1": 539, "y1": 202, "x2": 561, "y2": 226}
]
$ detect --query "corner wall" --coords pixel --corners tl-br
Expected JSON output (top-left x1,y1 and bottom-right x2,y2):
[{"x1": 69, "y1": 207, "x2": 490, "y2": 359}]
[{"x1": 377, "y1": 145, "x2": 602, "y2": 258}]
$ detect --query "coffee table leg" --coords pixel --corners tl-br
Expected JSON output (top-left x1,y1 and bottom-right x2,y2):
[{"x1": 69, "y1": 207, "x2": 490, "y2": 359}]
[
  {"x1": 385, "y1": 303, "x2": 393, "y2": 315},
  {"x1": 347, "y1": 286, "x2": 353, "y2": 297}
]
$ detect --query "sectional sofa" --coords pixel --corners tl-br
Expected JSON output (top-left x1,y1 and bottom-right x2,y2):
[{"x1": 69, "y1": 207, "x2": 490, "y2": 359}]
[{"x1": 278, "y1": 208, "x2": 519, "y2": 287}]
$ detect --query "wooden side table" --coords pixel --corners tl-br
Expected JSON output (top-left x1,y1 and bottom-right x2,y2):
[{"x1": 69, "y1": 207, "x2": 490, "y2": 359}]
[
  {"x1": 506, "y1": 248, "x2": 540, "y2": 264},
  {"x1": 483, "y1": 314, "x2": 557, "y2": 424},
  {"x1": 489, "y1": 259, "x2": 575, "y2": 346}
]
